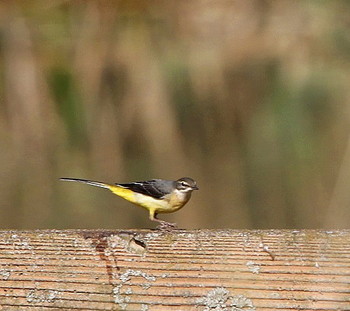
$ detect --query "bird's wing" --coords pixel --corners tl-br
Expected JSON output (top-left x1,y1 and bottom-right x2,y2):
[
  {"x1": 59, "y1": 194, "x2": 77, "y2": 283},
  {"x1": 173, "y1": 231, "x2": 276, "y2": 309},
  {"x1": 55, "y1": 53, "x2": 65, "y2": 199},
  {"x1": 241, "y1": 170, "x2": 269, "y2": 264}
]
[{"x1": 116, "y1": 179, "x2": 173, "y2": 199}]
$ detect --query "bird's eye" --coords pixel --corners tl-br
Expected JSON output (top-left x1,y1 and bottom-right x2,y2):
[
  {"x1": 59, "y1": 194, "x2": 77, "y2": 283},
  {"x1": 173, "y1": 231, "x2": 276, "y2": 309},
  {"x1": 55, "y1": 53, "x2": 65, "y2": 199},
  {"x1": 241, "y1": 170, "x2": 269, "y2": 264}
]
[{"x1": 181, "y1": 182, "x2": 188, "y2": 187}]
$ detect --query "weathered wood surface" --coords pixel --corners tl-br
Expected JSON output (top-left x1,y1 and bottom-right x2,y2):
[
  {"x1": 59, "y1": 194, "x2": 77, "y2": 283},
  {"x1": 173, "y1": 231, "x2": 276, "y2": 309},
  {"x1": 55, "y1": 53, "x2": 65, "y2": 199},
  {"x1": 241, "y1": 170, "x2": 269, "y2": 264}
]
[{"x1": 0, "y1": 229, "x2": 349, "y2": 310}]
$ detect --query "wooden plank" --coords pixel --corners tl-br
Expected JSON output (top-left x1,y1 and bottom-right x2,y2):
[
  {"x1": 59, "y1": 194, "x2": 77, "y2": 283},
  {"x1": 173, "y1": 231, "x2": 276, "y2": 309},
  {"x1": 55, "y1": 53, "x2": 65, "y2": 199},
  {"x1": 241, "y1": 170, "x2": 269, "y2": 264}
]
[{"x1": 0, "y1": 229, "x2": 349, "y2": 310}]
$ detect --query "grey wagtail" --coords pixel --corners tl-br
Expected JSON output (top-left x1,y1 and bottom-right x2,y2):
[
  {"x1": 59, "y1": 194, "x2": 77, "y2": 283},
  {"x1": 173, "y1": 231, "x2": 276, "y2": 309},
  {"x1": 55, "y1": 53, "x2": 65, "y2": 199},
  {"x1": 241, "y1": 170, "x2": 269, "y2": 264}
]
[{"x1": 60, "y1": 177, "x2": 198, "y2": 227}]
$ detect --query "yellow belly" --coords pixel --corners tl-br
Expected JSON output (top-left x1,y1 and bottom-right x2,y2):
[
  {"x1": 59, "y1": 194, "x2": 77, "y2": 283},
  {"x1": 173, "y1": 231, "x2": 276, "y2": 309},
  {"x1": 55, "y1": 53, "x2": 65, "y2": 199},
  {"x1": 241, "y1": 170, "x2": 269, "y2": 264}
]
[{"x1": 108, "y1": 185, "x2": 190, "y2": 214}]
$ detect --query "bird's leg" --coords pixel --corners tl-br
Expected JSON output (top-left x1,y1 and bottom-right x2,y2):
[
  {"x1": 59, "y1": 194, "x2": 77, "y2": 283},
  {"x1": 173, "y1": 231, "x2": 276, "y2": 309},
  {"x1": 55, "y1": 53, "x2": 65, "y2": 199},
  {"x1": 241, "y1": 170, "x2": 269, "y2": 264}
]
[{"x1": 150, "y1": 212, "x2": 177, "y2": 230}]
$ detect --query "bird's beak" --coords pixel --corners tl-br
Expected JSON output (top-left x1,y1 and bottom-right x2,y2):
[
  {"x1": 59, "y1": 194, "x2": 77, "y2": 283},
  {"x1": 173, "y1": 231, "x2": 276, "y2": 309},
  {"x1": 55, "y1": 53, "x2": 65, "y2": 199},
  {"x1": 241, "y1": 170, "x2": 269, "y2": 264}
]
[{"x1": 192, "y1": 185, "x2": 199, "y2": 190}]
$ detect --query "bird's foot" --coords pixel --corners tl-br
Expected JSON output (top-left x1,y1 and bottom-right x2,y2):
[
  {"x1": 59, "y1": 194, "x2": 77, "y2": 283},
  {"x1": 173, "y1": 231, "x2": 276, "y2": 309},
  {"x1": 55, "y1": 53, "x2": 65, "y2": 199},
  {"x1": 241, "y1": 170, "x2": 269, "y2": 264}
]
[{"x1": 156, "y1": 221, "x2": 178, "y2": 231}]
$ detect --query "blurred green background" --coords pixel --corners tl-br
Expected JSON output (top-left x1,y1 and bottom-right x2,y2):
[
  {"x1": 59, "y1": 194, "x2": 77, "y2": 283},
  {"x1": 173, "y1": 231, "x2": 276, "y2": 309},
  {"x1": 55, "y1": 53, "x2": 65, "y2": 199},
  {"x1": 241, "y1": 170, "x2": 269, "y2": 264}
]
[{"x1": 1, "y1": 1, "x2": 350, "y2": 229}]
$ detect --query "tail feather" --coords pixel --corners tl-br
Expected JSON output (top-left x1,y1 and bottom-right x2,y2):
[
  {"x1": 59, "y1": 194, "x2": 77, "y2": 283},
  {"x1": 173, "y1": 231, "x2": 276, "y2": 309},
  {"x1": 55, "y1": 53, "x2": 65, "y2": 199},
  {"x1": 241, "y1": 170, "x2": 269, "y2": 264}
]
[
  {"x1": 60, "y1": 177, "x2": 136, "y2": 204},
  {"x1": 60, "y1": 177, "x2": 111, "y2": 189}
]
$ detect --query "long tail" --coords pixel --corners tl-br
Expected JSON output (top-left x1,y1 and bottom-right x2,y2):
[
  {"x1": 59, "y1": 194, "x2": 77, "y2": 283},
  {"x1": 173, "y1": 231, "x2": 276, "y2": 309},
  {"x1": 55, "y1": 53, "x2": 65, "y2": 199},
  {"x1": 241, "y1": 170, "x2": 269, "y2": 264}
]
[
  {"x1": 60, "y1": 177, "x2": 135, "y2": 202},
  {"x1": 60, "y1": 177, "x2": 112, "y2": 189}
]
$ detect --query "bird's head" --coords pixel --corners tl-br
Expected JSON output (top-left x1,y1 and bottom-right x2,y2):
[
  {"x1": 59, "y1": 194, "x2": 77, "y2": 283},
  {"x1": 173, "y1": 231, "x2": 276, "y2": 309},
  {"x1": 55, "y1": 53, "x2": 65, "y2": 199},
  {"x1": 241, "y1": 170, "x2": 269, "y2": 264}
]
[{"x1": 175, "y1": 177, "x2": 199, "y2": 192}]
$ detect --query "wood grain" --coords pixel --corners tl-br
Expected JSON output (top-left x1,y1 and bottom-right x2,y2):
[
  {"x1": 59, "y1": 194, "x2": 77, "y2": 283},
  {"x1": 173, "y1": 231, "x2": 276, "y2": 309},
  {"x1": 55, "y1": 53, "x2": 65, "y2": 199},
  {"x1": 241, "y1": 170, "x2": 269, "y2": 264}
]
[{"x1": 0, "y1": 229, "x2": 349, "y2": 310}]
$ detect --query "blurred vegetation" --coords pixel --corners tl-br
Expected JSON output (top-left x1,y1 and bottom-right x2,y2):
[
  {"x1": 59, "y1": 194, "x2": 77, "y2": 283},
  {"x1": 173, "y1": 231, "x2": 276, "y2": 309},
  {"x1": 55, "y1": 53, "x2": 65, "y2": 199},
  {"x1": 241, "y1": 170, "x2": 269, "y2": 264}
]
[{"x1": 0, "y1": 1, "x2": 350, "y2": 229}]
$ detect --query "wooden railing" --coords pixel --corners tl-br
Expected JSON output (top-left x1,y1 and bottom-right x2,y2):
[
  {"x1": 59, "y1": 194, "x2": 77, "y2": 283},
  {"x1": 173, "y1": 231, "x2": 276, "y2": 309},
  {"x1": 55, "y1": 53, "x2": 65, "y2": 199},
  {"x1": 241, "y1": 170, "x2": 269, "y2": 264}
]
[{"x1": 0, "y1": 229, "x2": 349, "y2": 310}]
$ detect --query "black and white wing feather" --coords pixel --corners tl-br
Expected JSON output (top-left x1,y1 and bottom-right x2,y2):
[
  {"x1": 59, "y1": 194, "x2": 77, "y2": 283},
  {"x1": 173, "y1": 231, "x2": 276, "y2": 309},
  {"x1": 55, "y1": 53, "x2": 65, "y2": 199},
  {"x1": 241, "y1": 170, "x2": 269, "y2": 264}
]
[{"x1": 116, "y1": 179, "x2": 173, "y2": 199}]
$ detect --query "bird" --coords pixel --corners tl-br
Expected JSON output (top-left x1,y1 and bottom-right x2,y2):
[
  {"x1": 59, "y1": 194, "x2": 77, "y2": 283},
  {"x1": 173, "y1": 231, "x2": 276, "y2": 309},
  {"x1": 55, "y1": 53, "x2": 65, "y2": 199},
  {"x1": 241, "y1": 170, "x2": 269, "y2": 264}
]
[{"x1": 60, "y1": 177, "x2": 198, "y2": 228}]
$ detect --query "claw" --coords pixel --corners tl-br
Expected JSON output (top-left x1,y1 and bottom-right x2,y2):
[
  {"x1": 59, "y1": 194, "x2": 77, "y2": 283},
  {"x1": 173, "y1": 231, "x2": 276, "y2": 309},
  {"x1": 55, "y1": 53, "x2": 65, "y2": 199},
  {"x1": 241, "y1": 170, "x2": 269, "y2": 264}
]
[{"x1": 156, "y1": 220, "x2": 178, "y2": 231}]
